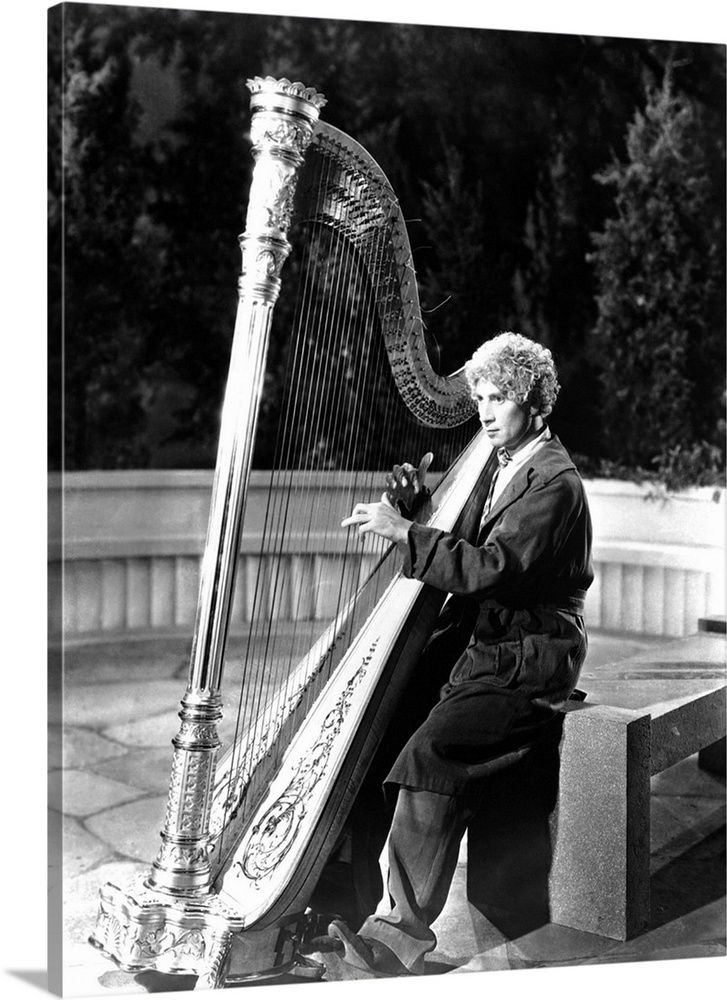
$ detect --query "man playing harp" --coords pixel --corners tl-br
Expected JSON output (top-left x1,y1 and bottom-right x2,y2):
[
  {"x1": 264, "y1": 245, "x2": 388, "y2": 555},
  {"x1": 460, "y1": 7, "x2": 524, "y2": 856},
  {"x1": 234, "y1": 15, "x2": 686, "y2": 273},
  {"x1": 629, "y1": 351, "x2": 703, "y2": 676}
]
[{"x1": 331, "y1": 331, "x2": 594, "y2": 978}]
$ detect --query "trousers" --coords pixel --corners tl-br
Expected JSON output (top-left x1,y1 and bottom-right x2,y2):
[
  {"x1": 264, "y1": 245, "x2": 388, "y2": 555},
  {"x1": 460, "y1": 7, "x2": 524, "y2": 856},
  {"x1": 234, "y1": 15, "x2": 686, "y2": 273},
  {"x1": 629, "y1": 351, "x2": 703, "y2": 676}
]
[{"x1": 357, "y1": 785, "x2": 480, "y2": 973}]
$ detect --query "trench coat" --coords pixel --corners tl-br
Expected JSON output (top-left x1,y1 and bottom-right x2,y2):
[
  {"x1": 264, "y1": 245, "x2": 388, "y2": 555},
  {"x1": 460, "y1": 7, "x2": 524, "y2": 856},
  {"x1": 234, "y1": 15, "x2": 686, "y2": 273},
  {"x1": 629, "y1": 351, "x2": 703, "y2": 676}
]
[{"x1": 385, "y1": 433, "x2": 594, "y2": 796}]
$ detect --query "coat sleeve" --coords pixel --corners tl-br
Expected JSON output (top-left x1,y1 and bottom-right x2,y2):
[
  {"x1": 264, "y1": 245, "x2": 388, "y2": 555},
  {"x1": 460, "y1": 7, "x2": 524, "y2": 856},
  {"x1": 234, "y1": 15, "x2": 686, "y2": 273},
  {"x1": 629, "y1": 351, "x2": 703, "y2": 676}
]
[{"x1": 401, "y1": 471, "x2": 584, "y2": 597}]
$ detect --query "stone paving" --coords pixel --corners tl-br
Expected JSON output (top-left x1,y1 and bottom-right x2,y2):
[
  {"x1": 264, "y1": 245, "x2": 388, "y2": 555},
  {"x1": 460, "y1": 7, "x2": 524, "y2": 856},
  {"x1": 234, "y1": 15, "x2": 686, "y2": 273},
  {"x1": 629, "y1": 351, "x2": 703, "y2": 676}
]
[{"x1": 49, "y1": 627, "x2": 726, "y2": 997}]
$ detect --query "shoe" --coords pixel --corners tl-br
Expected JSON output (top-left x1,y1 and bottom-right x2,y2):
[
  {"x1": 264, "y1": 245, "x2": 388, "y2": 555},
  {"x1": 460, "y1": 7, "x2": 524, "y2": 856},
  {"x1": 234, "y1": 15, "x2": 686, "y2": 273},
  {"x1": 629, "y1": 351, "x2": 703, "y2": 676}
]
[{"x1": 327, "y1": 919, "x2": 412, "y2": 978}]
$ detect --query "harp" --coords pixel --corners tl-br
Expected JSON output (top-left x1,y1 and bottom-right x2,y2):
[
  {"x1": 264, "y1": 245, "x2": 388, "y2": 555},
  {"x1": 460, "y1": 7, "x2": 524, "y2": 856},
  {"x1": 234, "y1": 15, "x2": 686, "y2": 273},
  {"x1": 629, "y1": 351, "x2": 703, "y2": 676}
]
[{"x1": 90, "y1": 77, "x2": 492, "y2": 989}]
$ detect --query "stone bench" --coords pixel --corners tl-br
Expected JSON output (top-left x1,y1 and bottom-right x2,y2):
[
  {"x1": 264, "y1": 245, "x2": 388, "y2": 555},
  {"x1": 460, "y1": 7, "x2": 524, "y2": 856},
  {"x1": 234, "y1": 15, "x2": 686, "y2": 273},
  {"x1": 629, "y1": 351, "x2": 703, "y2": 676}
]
[{"x1": 549, "y1": 631, "x2": 726, "y2": 940}]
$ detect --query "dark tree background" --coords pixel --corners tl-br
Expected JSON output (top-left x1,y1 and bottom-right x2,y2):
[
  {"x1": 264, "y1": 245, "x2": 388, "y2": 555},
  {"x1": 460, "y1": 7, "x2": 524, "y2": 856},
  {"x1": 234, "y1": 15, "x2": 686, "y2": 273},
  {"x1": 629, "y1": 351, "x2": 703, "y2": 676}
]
[{"x1": 48, "y1": 3, "x2": 726, "y2": 486}]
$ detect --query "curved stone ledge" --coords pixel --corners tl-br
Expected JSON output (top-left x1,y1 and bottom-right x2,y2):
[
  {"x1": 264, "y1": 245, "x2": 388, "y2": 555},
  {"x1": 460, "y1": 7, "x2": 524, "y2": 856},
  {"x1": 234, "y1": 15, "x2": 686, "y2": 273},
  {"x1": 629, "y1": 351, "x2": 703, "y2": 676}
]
[{"x1": 49, "y1": 471, "x2": 725, "y2": 641}]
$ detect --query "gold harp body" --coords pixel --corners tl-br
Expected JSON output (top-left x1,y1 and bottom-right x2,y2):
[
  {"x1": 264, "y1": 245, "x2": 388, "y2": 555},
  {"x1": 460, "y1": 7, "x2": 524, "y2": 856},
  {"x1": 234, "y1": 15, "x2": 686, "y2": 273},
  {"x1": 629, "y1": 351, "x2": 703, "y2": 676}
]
[{"x1": 90, "y1": 77, "x2": 492, "y2": 989}]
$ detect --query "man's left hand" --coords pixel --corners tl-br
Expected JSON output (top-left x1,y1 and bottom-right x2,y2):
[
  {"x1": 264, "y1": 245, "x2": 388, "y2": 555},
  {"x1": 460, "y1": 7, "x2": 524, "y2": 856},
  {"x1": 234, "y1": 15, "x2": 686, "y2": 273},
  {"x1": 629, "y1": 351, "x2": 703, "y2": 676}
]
[{"x1": 385, "y1": 452, "x2": 433, "y2": 520}]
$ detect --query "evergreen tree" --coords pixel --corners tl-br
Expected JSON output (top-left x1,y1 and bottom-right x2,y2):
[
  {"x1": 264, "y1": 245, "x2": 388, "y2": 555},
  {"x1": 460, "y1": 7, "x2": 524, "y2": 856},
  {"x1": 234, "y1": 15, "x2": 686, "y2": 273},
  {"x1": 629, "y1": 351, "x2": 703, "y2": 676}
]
[
  {"x1": 589, "y1": 67, "x2": 725, "y2": 484},
  {"x1": 50, "y1": 4, "x2": 164, "y2": 469},
  {"x1": 415, "y1": 143, "x2": 489, "y2": 373}
]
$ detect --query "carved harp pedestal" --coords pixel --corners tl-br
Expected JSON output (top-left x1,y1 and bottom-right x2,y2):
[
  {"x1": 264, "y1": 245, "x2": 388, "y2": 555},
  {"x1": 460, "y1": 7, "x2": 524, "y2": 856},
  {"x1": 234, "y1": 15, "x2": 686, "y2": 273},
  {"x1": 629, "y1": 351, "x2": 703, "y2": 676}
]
[{"x1": 90, "y1": 77, "x2": 492, "y2": 989}]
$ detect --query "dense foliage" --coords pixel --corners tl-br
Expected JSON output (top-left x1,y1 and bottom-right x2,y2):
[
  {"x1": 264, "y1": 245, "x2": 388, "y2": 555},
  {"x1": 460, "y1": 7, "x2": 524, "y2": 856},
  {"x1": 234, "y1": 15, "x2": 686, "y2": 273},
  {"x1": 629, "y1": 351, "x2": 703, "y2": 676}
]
[
  {"x1": 48, "y1": 3, "x2": 726, "y2": 485},
  {"x1": 589, "y1": 70, "x2": 725, "y2": 489}
]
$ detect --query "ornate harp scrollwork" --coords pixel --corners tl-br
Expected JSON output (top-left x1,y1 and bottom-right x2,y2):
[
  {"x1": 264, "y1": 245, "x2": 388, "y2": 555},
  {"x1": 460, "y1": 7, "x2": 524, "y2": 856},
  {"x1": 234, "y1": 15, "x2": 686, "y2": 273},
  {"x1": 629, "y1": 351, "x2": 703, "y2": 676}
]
[{"x1": 90, "y1": 76, "x2": 491, "y2": 989}]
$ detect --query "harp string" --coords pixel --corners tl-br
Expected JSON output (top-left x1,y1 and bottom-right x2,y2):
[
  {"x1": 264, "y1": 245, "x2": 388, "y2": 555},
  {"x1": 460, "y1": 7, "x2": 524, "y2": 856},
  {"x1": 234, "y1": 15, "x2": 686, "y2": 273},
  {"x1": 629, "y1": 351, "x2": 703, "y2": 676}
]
[
  {"x1": 218, "y1": 169, "x2": 323, "y2": 822},
  {"x1": 279, "y1": 150, "x2": 399, "y2": 657},
  {"x1": 215, "y1": 152, "x2": 360, "y2": 839},
  {"x1": 215, "y1": 140, "x2": 477, "y2": 851},
  {"x1": 274, "y1": 159, "x2": 392, "y2": 705}
]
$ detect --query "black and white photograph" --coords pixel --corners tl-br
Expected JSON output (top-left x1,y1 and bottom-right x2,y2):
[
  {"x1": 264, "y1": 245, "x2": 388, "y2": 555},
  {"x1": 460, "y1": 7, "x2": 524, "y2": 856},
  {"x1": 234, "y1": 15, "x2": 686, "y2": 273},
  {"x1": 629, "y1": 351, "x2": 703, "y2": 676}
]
[{"x1": 5, "y1": 2, "x2": 727, "y2": 999}]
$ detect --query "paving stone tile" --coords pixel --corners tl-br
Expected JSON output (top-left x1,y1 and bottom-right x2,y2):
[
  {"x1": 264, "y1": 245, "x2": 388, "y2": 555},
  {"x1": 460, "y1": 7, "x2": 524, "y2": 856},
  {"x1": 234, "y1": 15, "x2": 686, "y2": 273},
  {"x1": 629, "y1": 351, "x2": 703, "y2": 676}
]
[
  {"x1": 651, "y1": 795, "x2": 726, "y2": 861},
  {"x1": 650, "y1": 850, "x2": 726, "y2": 931},
  {"x1": 583, "y1": 942, "x2": 725, "y2": 964},
  {"x1": 62, "y1": 814, "x2": 116, "y2": 879},
  {"x1": 101, "y1": 711, "x2": 181, "y2": 749},
  {"x1": 68, "y1": 658, "x2": 188, "y2": 684},
  {"x1": 447, "y1": 944, "x2": 512, "y2": 973},
  {"x1": 54, "y1": 769, "x2": 148, "y2": 818},
  {"x1": 84, "y1": 795, "x2": 168, "y2": 863},
  {"x1": 579, "y1": 634, "x2": 666, "y2": 676},
  {"x1": 651, "y1": 755, "x2": 726, "y2": 798},
  {"x1": 64, "y1": 681, "x2": 183, "y2": 729},
  {"x1": 54, "y1": 726, "x2": 128, "y2": 770},
  {"x1": 634, "y1": 900, "x2": 724, "y2": 956},
  {"x1": 581, "y1": 922, "x2": 726, "y2": 966},
  {"x1": 91, "y1": 747, "x2": 175, "y2": 795},
  {"x1": 60, "y1": 639, "x2": 191, "y2": 685},
  {"x1": 612, "y1": 632, "x2": 726, "y2": 668},
  {"x1": 506, "y1": 922, "x2": 619, "y2": 967}
]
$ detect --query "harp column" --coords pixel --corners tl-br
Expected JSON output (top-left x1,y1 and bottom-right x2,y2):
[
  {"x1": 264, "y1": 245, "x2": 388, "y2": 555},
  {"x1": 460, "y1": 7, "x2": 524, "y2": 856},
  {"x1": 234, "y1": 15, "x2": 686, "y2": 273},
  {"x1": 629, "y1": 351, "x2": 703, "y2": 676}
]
[{"x1": 147, "y1": 77, "x2": 327, "y2": 898}]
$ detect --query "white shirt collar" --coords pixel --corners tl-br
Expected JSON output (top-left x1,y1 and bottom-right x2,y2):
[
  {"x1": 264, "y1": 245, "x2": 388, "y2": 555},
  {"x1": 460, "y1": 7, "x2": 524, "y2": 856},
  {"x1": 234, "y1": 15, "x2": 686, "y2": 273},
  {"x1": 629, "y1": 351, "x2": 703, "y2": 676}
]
[
  {"x1": 490, "y1": 424, "x2": 551, "y2": 506},
  {"x1": 506, "y1": 423, "x2": 551, "y2": 470}
]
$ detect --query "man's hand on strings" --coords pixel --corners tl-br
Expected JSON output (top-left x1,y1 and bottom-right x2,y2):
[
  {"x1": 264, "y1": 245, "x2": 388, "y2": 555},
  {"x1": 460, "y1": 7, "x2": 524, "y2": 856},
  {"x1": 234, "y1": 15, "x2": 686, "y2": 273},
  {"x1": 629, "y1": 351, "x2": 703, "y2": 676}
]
[
  {"x1": 385, "y1": 452, "x2": 434, "y2": 520},
  {"x1": 341, "y1": 492, "x2": 410, "y2": 544}
]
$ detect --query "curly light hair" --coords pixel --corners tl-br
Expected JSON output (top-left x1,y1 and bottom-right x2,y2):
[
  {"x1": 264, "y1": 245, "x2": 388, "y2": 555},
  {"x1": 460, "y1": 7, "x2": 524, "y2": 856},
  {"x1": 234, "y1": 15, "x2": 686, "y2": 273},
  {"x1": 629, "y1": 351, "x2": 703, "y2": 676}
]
[{"x1": 464, "y1": 332, "x2": 560, "y2": 417}]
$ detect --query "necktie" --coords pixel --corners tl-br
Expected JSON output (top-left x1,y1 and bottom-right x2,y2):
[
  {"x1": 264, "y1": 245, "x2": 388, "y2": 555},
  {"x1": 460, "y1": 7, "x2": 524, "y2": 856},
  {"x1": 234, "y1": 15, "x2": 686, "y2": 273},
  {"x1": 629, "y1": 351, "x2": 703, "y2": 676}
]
[
  {"x1": 497, "y1": 447, "x2": 512, "y2": 468},
  {"x1": 482, "y1": 447, "x2": 512, "y2": 523}
]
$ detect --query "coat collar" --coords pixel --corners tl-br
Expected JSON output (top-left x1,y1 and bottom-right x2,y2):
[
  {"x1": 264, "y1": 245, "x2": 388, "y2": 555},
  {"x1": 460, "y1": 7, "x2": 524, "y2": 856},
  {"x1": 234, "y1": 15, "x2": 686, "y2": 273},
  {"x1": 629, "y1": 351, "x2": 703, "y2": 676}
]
[{"x1": 479, "y1": 434, "x2": 576, "y2": 531}]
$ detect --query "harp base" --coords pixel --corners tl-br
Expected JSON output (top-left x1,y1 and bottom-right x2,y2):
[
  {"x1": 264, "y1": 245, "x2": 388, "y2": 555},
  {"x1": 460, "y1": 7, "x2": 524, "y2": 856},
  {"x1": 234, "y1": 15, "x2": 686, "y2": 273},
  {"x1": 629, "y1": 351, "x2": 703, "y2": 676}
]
[
  {"x1": 89, "y1": 874, "x2": 312, "y2": 989},
  {"x1": 224, "y1": 912, "x2": 321, "y2": 984}
]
